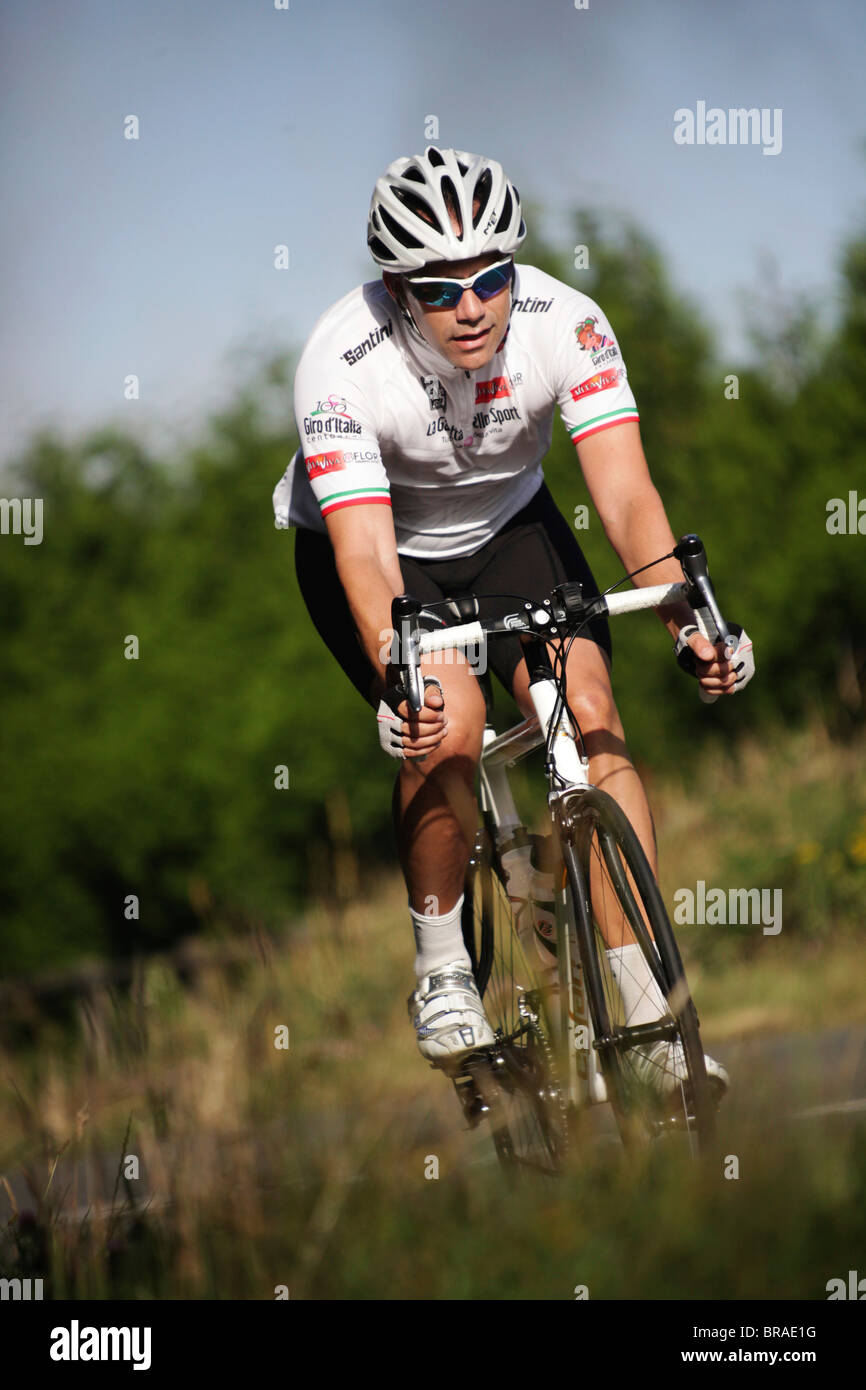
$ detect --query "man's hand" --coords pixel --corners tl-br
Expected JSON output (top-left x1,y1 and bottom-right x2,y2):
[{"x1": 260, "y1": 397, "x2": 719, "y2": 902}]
[
  {"x1": 674, "y1": 623, "x2": 755, "y2": 697},
  {"x1": 377, "y1": 676, "x2": 449, "y2": 761}
]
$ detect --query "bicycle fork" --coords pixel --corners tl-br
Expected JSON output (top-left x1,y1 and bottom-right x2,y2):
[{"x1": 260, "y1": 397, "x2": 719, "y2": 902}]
[{"x1": 553, "y1": 862, "x2": 607, "y2": 1108}]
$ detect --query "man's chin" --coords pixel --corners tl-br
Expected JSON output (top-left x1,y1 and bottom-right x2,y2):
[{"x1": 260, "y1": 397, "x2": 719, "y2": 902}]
[{"x1": 444, "y1": 337, "x2": 499, "y2": 370}]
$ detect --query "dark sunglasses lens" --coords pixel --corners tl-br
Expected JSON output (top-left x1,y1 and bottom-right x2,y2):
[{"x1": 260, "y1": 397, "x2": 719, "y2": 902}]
[
  {"x1": 411, "y1": 281, "x2": 462, "y2": 307},
  {"x1": 473, "y1": 264, "x2": 513, "y2": 300}
]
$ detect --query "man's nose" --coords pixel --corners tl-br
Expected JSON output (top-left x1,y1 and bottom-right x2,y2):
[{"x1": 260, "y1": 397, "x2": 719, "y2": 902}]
[{"x1": 456, "y1": 287, "x2": 484, "y2": 319}]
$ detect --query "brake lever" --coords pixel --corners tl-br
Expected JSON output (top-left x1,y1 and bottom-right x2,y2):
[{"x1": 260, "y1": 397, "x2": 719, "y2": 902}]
[
  {"x1": 391, "y1": 594, "x2": 424, "y2": 712},
  {"x1": 673, "y1": 535, "x2": 736, "y2": 706}
]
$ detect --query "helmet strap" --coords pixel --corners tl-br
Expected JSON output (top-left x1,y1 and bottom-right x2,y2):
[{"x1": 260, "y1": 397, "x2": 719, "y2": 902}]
[{"x1": 386, "y1": 273, "x2": 428, "y2": 344}]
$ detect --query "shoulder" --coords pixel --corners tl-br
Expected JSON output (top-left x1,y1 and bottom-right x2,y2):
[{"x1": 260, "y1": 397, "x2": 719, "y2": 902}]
[
  {"x1": 297, "y1": 279, "x2": 399, "y2": 377},
  {"x1": 509, "y1": 264, "x2": 627, "y2": 376},
  {"x1": 510, "y1": 263, "x2": 612, "y2": 330}
]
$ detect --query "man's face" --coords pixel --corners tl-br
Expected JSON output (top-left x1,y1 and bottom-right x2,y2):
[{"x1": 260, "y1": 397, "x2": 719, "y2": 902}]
[{"x1": 392, "y1": 252, "x2": 513, "y2": 370}]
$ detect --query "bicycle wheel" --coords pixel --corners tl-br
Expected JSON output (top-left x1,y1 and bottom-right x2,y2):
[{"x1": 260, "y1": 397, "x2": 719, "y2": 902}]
[
  {"x1": 460, "y1": 825, "x2": 566, "y2": 1177},
  {"x1": 558, "y1": 788, "x2": 718, "y2": 1154}
]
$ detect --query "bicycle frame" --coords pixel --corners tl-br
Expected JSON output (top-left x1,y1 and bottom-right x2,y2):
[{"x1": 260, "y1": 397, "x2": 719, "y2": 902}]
[
  {"x1": 419, "y1": 578, "x2": 692, "y2": 1114},
  {"x1": 476, "y1": 688, "x2": 601, "y2": 1110}
]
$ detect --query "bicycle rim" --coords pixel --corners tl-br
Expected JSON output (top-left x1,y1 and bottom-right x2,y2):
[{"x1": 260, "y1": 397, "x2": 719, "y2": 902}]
[{"x1": 563, "y1": 790, "x2": 717, "y2": 1154}]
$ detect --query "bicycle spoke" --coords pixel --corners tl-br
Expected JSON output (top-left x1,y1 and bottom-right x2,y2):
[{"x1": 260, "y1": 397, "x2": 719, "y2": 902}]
[{"x1": 462, "y1": 834, "x2": 566, "y2": 1175}]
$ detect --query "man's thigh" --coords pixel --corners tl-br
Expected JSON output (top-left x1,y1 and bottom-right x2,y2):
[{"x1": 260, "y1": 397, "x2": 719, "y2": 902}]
[{"x1": 294, "y1": 528, "x2": 446, "y2": 707}]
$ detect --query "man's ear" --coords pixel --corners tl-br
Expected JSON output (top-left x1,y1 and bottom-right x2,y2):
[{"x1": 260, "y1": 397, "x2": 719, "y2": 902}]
[{"x1": 382, "y1": 271, "x2": 401, "y2": 302}]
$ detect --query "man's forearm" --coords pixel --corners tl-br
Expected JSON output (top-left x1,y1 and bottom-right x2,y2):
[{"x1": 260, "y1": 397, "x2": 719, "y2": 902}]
[
  {"x1": 602, "y1": 486, "x2": 696, "y2": 639},
  {"x1": 335, "y1": 552, "x2": 405, "y2": 696}
]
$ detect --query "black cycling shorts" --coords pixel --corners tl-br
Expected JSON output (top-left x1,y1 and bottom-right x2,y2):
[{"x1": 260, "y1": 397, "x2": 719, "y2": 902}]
[{"x1": 293, "y1": 481, "x2": 612, "y2": 707}]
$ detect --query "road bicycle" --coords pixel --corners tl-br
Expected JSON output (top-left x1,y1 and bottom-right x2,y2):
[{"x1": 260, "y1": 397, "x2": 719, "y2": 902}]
[{"x1": 392, "y1": 535, "x2": 734, "y2": 1176}]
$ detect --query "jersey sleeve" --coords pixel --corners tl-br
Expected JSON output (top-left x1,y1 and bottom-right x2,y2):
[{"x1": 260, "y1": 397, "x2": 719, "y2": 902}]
[
  {"x1": 553, "y1": 297, "x2": 640, "y2": 447},
  {"x1": 293, "y1": 350, "x2": 391, "y2": 520}
]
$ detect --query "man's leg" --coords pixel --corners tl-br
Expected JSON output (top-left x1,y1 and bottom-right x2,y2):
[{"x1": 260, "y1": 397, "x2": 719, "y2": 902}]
[
  {"x1": 512, "y1": 634, "x2": 729, "y2": 1096},
  {"x1": 395, "y1": 655, "x2": 495, "y2": 1062},
  {"x1": 513, "y1": 636, "x2": 656, "y2": 861},
  {"x1": 393, "y1": 655, "x2": 486, "y2": 916}
]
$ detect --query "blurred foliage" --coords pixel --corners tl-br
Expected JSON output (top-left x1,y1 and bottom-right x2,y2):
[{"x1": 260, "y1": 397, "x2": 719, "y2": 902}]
[
  {"x1": 651, "y1": 721, "x2": 866, "y2": 977},
  {"x1": 524, "y1": 210, "x2": 866, "y2": 755},
  {"x1": 1, "y1": 214, "x2": 865, "y2": 974}
]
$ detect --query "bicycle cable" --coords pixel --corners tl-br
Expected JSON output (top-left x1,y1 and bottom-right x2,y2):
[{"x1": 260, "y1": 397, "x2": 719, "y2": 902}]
[
  {"x1": 412, "y1": 550, "x2": 677, "y2": 787},
  {"x1": 542, "y1": 547, "x2": 679, "y2": 785},
  {"x1": 599, "y1": 549, "x2": 677, "y2": 597},
  {"x1": 544, "y1": 619, "x2": 593, "y2": 788}
]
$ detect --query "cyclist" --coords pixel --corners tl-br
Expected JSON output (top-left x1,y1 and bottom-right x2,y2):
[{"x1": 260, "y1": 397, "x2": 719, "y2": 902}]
[{"x1": 273, "y1": 147, "x2": 754, "y2": 1097}]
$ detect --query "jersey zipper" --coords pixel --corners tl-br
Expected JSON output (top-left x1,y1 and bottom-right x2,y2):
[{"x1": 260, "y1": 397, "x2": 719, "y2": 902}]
[{"x1": 460, "y1": 368, "x2": 476, "y2": 447}]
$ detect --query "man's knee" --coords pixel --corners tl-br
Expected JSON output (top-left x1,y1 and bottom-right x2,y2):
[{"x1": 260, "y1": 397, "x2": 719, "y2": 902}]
[
  {"x1": 568, "y1": 679, "x2": 621, "y2": 737},
  {"x1": 404, "y1": 664, "x2": 486, "y2": 772}
]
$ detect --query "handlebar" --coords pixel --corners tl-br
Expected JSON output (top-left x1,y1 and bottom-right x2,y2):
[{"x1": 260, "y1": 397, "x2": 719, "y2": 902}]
[{"x1": 390, "y1": 534, "x2": 734, "y2": 711}]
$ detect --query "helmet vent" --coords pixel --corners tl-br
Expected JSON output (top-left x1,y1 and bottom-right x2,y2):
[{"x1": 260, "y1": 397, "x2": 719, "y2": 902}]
[
  {"x1": 472, "y1": 168, "x2": 493, "y2": 227},
  {"x1": 380, "y1": 203, "x2": 427, "y2": 248},
  {"x1": 456, "y1": 159, "x2": 468, "y2": 175},
  {"x1": 368, "y1": 235, "x2": 397, "y2": 261},
  {"x1": 403, "y1": 165, "x2": 425, "y2": 183},
  {"x1": 439, "y1": 175, "x2": 462, "y2": 236},
  {"x1": 390, "y1": 186, "x2": 442, "y2": 234},
  {"x1": 495, "y1": 188, "x2": 513, "y2": 233},
  {"x1": 426, "y1": 146, "x2": 445, "y2": 167}
]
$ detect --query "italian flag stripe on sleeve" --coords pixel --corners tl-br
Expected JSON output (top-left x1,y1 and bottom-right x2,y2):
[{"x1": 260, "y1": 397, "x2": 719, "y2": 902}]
[
  {"x1": 320, "y1": 487, "x2": 391, "y2": 517},
  {"x1": 569, "y1": 408, "x2": 640, "y2": 444}
]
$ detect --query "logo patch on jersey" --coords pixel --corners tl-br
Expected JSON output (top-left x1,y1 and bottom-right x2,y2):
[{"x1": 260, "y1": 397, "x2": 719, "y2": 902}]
[
  {"x1": 420, "y1": 375, "x2": 446, "y2": 411},
  {"x1": 311, "y1": 394, "x2": 349, "y2": 417},
  {"x1": 306, "y1": 451, "x2": 346, "y2": 479},
  {"x1": 575, "y1": 316, "x2": 619, "y2": 366},
  {"x1": 475, "y1": 376, "x2": 511, "y2": 404},
  {"x1": 575, "y1": 316, "x2": 612, "y2": 352},
  {"x1": 570, "y1": 368, "x2": 621, "y2": 401},
  {"x1": 339, "y1": 449, "x2": 381, "y2": 464},
  {"x1": 304, "y1": 395, "x2": 362, "y2": 438}
]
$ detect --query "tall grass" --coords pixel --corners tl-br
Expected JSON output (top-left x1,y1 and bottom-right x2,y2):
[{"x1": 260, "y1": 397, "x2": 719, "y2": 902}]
[{"x1": 1, "y1": 721, "x2": 864, "y2": 1298}]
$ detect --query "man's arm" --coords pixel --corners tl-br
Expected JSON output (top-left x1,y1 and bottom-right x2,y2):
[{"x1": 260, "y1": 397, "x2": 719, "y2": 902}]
[
  {"x1": 575, "y1": 422, "x2": 739, "y2": 693},
  {"x1": 324, "y1": 502, "x2": 448, "y2": 751},
  {"x1": 325, "y1": 501, "x2": 405, "y2": 698},
  {"x1": 575, "y1": 422, "x2": 691, "y2": 633}
]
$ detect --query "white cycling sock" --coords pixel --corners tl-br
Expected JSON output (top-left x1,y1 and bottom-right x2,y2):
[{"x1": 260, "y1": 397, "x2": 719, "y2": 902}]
[
  {"x1": 606, "y1": 942, "x2": 668, "y2": 1026},
  {"x1": 410, "y1": 895, "x2": 470, "y2": 980}
]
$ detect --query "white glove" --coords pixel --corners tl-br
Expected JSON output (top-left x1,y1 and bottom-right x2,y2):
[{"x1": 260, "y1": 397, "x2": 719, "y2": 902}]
[
  {"x1": 377, "y1": 676, "x2": 443, "y2": 760},
  {"x1": 675, "y1": 621, "x2": 754, "y2": 700}
]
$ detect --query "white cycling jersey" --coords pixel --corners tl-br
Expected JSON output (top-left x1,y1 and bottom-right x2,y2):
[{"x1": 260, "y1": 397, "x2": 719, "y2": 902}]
[{"x1": 273, "y1": 263, "x2": 639, "y2": 559}]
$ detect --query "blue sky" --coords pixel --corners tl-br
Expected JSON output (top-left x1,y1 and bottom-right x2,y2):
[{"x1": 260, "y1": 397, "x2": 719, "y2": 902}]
[{"x1": 1, "y1": 0, "x2": 864, "y2": 465}]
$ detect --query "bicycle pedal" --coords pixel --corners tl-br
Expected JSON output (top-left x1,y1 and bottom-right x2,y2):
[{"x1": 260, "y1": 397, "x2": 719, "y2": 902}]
[{"x1": 451, "y1": 1069, "x2": 493, "y2": 1129}]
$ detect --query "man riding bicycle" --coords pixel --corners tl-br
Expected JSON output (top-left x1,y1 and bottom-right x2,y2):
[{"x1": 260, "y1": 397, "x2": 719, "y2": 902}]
[{"x1": 273, "y1": 146, "x2": 754, "y2": 1098}]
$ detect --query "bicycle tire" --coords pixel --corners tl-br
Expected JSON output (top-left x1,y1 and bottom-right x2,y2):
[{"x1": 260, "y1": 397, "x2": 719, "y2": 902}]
[
  {"x1": 460, "y1": 825, "x2": 566, "y2": 1177},
  {"x1": 557, "y1": 787, "x2": 718, "y2": 1154}
]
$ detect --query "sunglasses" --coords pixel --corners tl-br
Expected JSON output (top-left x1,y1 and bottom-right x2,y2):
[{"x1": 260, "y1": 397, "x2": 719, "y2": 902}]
[{"x1": 406, "y1": 257, "x2": 514, "y2": 308}]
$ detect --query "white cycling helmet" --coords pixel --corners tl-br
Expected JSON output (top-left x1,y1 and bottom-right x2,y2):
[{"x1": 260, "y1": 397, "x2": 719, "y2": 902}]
[{"x1": 367, "y1": 146, "x2": 526, "y2": 272}]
